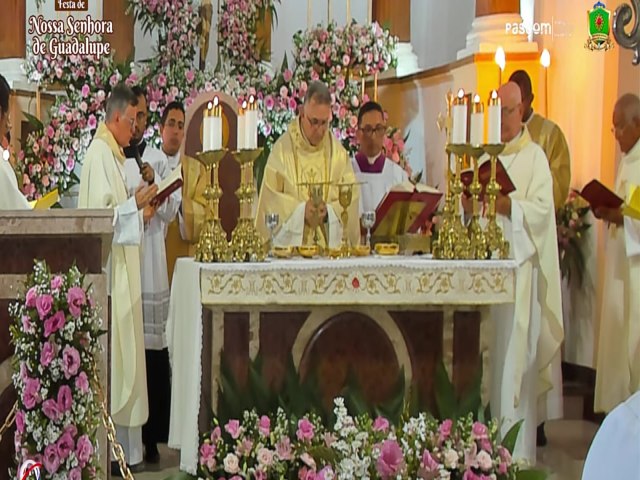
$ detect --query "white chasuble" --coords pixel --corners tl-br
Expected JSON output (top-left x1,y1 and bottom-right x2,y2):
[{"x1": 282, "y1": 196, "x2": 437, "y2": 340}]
[
  {"x1": 488, "y1": 129, "x2": 564, "y2": 463},
  {"x1": 78, "y1": 122, "x2": 148, "y2": 428},
  {"x1": 255, "y1": 118, "x2": 360, "y2": 249},
  {"x1": 595, "y1": 139, "x2": 640, "y2": 413},
  {"x1": 0, "y1": 146, "x2": 30, "y2": 210},
  {"x1": 352, "y1": 152, "x2": 408, "y2": 214}
]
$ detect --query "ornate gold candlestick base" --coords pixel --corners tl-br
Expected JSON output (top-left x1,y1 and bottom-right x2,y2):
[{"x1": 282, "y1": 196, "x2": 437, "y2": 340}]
[
  {"x1": 447, "y1": 144, "x2": 472, "y2": 260},
  {"x1": 231, "y1": 148, "x2": 266, "y2": 262},
  {"x1": 464, "y1": 145, "x2": 488, "y2": 259},
  {"x1": 195, "y1": 149, "x2": 232, "y2": 263},
  {"x1": 483, "y1": 144, "x2": 509, "y2": 259},
  {"x1": 337, "y1": 182, "x2": 359, "y2": 258}
]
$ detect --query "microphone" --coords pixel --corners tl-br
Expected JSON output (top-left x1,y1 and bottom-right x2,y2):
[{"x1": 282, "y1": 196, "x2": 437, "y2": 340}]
[{"x1": 130, "y1": 141, "x2": 144, "y2": 172}]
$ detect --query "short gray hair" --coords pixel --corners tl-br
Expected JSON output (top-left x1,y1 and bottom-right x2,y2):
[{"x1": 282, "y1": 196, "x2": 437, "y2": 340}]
[
  {"x1": 304, "y1": 81, "x2": 332, "y2": 106},
  {"x1": 106, "y1": 83, "x2": 138, "y2": 122},
  {"x1": 616, "y1": 93, "x2": 640, "y2": 125}
]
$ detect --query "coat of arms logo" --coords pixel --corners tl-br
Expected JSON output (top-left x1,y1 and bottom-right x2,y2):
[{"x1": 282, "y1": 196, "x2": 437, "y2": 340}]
[{"x1": 585, "y1": 1, "x2": 615, "y2": 51}]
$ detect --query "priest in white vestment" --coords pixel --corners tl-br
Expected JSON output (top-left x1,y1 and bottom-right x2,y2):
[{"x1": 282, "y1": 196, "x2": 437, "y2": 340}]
[
  {"x1": 0, "y1": 74, "x2": 30, "y2": 210},
  {"x1": 594, "y1": 93, "x2": 640, "y2": 414},
  {"x1": 467, "y1": 83, "x2": 563, "y2": 463},
  {"x1": 352, "y1": 101, "x2": 407, "y2": 214},
  {"x1": 78, "y1": 84, "x2": 158, "y2": 472},
  {"x1": 123, "y1": 90, "x2": 181, "y2": 464}
]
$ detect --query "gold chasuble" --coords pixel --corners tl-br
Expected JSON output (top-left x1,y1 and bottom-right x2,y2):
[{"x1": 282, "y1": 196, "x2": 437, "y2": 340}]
[
  {"x1": 255, "y1": 118, "x2": 360, "y2": 248},
  {"x1": 165, "y1": 155, "x2": 207, "y2": 283},
  {"x1": 78, "y1": 123, "x2": 148, "y2": 428},
  {"x1": 526, "y1": 112, "x2": 571, "y2": 209}
]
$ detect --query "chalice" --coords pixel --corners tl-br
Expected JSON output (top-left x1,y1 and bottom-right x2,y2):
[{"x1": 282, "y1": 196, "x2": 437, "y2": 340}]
[
  {"x1": 337, "y1": 183, "x2": 356, "y2": 256},
  {"x1": 265, "y1": 212, "x2": 280, "y2": 257},
  {"x1": 361, "y1": 211, "x2": 376, "y2": 252}
]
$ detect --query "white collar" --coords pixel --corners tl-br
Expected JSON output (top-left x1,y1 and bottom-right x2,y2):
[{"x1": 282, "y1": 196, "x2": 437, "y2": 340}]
[
  {"x1": 624, "y1": 137, "x2": 640, "y2": 160},
  {"x1": 0, "y1": 146, "x2": 9, "y2": 162}
]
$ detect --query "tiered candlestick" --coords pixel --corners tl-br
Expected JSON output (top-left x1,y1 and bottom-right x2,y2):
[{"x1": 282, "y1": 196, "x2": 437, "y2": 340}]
[{"x1": 483, "y1": 144, "x2": 509, "y2": 259}]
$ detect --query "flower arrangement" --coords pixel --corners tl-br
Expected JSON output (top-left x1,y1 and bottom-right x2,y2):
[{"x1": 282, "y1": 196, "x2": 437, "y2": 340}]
[
  {"x1": 199, "y1": 398, "x2": 539, "y2": 480},
  {"x1": 383, "y1": 127, "x2": 412, "y2": 176},
  {"x1": 556, "y1": 191, "x2": 591, "y2": 287},
  {"x1": 9, "y1": 260, "x2": 104, "y2": 479}
]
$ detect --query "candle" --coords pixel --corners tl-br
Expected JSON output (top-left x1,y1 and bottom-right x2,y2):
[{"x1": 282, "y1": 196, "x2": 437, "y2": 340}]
[
  {"x1": 452, "y1": 89, "x2": 467, "y2": 144},
  {"x1": 367, "y1": 0, "x2": 372, "y2": 23},
  {"x1": 237, "y1": 101, "x2": 246, "y2": 150},
  {"x1": 328, "y1": 0, "x2": 332, "y2": 23},
  {"x1": 203, "y1": 101, "x2": 214, "y2": 151},
  {"x1": 470, "y1": 94, "x2": 484, "y2": 145},
  {"x1": 308, "y1": 0, "x2": 312, "y2": 28},
  {"x1": 487, "y1": 90, "x2": 501, "y2": 144},
  {"x1": 212, "y1": 96, "x2": 222, "y2": 150},
  {"x1": 245, "y1": 95, "x2": 258, "y2": 149},
  {"x1": 495, "y1": 46, "x2": 505, "y2": 86},
  {"x1": 347, "y1": 0, "x2": 351, "y2": 22}
]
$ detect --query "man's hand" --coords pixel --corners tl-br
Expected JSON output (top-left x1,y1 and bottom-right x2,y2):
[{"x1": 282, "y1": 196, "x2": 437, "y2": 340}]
[
  {"x1": 304, "y1": 200, "x2": 328, "y2": 228},
  {"x1": 143, "y1": 205, "x2": 156, "y2": 224},
  {"x1": 594, "y1": 206, "x2": 623, "y2": 226},
  {"x1": 141, "y1": 162, "x2": 155, "y2": 183},
  {"x1": 135, "y1": 184, "x2": 158, "y2": 210},
  {"x1": 495, "y1": 194, "x2": 512, "y2": 217}
]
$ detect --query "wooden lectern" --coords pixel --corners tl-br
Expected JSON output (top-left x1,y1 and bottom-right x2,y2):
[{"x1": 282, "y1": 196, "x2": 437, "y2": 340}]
[{"x1": 0, "y1": 210, "x2": 112, "y2": 479}]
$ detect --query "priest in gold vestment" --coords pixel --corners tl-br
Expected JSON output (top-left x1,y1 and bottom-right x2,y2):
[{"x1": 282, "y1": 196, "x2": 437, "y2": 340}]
[{"x1": 255, "y1": 81, "x2": 360, "y2": 248}]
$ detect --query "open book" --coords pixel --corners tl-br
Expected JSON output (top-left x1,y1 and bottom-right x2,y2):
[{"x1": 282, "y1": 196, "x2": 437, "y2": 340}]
[
  {"x1": 150, "y1": 166, "x2": 183, "y2": 207},
  {"x1": 28, "y1": 188, "x2": 59, "y2": 210},
  {"x1": 576, "y1": 180, "x2": 623, "y2": 211},
  {"x1": 372, "y1": 181, "x2": 443, "y2": 238},
  {"x1": 460, "y1": 158, "x2": 516, "y2": 197}
]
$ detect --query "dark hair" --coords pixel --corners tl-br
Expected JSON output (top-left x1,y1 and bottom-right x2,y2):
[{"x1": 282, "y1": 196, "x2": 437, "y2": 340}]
[
  {"x1": 105, "y1": 83, "x2": 138, "y2": 122},
  {"x1": 131, "y1": 85, "x2": 146, "y2": 99},
  {"x1": 358, "y1": 101, "x2": 384, "y2": 125},
  {"x1": 0, "y1": 74, "x2": 10, "y2": 116},
  {"x1": 509, "y1": 70, "x2": 533, "y2": 100},
  {"x1": 304, "y1": 81, "x2": 332, "y2": 106},
  {"x1": 161, "y1": 101, "x2": 185, "y2": 126}
]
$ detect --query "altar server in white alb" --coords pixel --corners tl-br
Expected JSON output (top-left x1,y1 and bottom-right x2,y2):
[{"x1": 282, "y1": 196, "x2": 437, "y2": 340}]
[
  {"x1": 352, "y1": 101, "x2": 408, "y2": 213},
  {"x1": 480, "y1": 82, "x2": 564, "y2": 463},
  {"x1": 594, "y1": 93, "x2": 640, "y2": 414},
  {"x1": 78, "y1": 84, "x2": 158, "y2": 472},
  {"x1": 123, "y1": 87, "x2": 181, "y2": 465},
  {"x1": 0, "y1": 74, "x2": 30, "y2": 210}
]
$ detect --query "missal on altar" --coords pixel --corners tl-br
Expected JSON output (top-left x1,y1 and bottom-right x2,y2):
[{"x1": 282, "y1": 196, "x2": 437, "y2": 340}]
[
  {"x1": 371, "y1": 181, "x2": 442, "y2": 238},
  {"x1": 576, "y1": 180, "x2": 623, "y2": 211},
  {"x1": 28, "y1": 188, "x2": 59, "y2": 210},
  {"x1": 460, "y1": 158, "x2": 516, "y2": 198},
  {"x1": 151, "y1": 166, "x2": 183, "y2": 208}
]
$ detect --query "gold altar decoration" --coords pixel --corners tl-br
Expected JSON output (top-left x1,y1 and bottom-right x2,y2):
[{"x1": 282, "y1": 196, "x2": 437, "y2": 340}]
[
  {"x1": 336, "y1": 182, "x2": 360, "y2": 257},
  {"x1": 231, "y1": 148, "x2": 267, "y2": 262},
  {"x1": 483, "y1": 144, "x2": 509, "y2": 259},
  {"x1": 194, "y1": 149, "x2": 232, "y2": 262},
  {"x1": 298, "y1": 181, "x2": 332, "y2": 253}
]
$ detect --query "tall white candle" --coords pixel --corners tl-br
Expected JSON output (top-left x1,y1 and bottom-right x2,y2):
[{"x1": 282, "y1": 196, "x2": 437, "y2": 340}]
[
  {"x1": 203, "y1": 101, "x2": 213, "y2": 151},
  {"x1": 211, "y1": 96, "x2": 222, "y2": 150},
  {"x1": 470, "y1": 94, "x2": 484, "y2": 145},
  {"x1": 307, "y1": 0, "x2": 312, "y2": 28},
  {"x1": 347, "y1": 0, "x2": 351, "y2": 22},
  {"x1": 327, "y1": 0, "x2": 332, "y2": 23},
  {"x1": 241, "y1": 100, "x2": 250, "y2": 150},
  {"x1": 367, "y1": 0, "x2": 372, "y2": 23},
  {"x1": 452, "y1": 89, "x2": 467, "y2": 144},
  {"x1": 237, "y1": 101, "x2": 246, "y2": 150},
  {"x1": 487, "y1": 90, "x2": 501, "y2": 144},
  {"x1": 246, "y1": 95, "x2": 258, "y2": 149}
]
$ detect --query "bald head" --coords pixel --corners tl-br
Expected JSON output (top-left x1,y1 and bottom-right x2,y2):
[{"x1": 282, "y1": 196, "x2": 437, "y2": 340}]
[
  {"x1": 613, "y1": 93, "x2": 640, "y2": 154},
  {"x1": 498, "y1": 82, "x2": 524, "y2": 143},
  {"x1": 509, "y1": 70, "x2": 534, "y2": 121}
]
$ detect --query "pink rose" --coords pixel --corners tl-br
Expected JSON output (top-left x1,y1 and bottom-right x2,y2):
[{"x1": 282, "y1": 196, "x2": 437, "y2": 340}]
[
  {"x1": 420, "y1": 449, "x2": 440, "y2": 477},
  {"x1": 283, "y1": 69, "x2": 293, "y2": 82},
  {"x1": 373, "y1": 416, "x2": 390, "y2": 432},
  {"x1": 40, "y1": 342, "x2": 56, "y2": 367},
  {"x1": 316, "y1": 466, "x2": 334, "y2": 480},
  {"x1": 439, "y1": 419, "x2": 453, "y2": 442},
  {"x1": 75, "y1": 371, "x2": 89, "y2": 393},
  {"x1": 199, "y1": 443, "x2": 217, "y2": 470},
  {"x1": 264, "y1": 95, "x2": 275, "y2": 111},
  {"x1": 472, "y1": 422, "x2": 489, "y2": 440},
  {"x1": 376, "y1": 439, "x2": 405, "y2": 479},
  {"x1": 21, "y1": 315, "x2": 32, "y2": 332},
  {"x1": 43, "y1": 443, "x2": 60, "y2": 474},
  {"x1": 296, "y1": 418, "x2": 315, "y2": 441},
  {"x1": 236, "y1": 437, "x2": 253, "y2": 456},
  {"x1": 44, "y1": 311, "x2": 66, "y2": 337},
  {"x1": 57, "y1": 385, "x2": 73, "y2": 412},
  {"x1": 276, "y1": 436, "x2": 292, "y2": 460},
  {"x1": 81, "y1": 84, "x2": 90, "y2": 98},
  {"x1": 22, "y1": 377, "x2": 40, "y2": 409},
  {"x1": 69, "y1": 467, "x2": 81, "y2": 480},
  {"x1": 62, "y1": 345, "x2": 81, "y2": 379},
  {"x1": 76, "y1": 434, "x2": 94, "y2": 465},
  {"x1": 225, "y1": 419, "x2": 241, "y2": 439},
  {"x1": 15, "y1": 410, "x2": 25, "y2": 434},
  {"x1": 210, "y1": 426, "x2": 221, "y2": 442},
  {"x1": 67, "y1": 286, "x2": 86, "y2": 318},
  {"x1": 56, "y1": 431, "x2": 74, "y2": 459},
  {"x1": 463, "y1": 470, "x2": 482, "y2": 480},
  {"x1": 36, "y1": 294, "x2": 53, "y2": 319},
  {"x1": 258, "y1": 415, "x2": 270, "y2": 437}
]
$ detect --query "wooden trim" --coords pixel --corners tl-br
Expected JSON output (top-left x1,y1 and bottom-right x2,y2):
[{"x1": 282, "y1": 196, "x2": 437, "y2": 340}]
[
  {"x1": 0, "y1": 0, "x2": 26, "y2": 58},
  {"x1": 475, "y1": 0, "x2": 520, "y2": 17}
]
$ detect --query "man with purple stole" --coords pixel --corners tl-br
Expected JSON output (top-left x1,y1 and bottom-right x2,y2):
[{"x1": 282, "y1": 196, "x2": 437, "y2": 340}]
[{"x1": 352, "y1": 102, "x2": 408, "y2": 214}]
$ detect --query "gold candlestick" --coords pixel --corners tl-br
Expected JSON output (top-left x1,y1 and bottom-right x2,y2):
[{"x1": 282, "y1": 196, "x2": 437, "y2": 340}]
[
  {"x1": 336, "y1": 182, "x2": 359, "y2": 257},
  {"x1": 195, "y1": 149, "x2": 232, "y2": 262},
  {"x1": 231, "y1": 148, "x2": 266, "y2": 262},
  {"x1": 483, "y1": 144, "x2": 509, "y2": 259},
  {"x1": 447, "y1": 144, "x2": 473, "y2": 260},
  {"x1": 466, "y1": 146, "x2": 488, "y2": 259}
]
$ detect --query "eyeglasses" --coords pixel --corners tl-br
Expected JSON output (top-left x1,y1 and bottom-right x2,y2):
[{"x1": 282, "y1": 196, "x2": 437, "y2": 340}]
[
  {"x1": 501, "y1": 105, "x2": 519, "y2": 116},
  {"x1": 305, "y1": 115, "x2": 330, "y2": 129},
  {"x1": 122, "y1": 115, "x2": 135, "y2": 127},
  {"x1": 359, "y1": 125, "x2": 386, "y2": 137}
]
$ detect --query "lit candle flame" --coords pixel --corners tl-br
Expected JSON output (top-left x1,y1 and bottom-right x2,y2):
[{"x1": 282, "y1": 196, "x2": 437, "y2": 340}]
[
  {"x1": 242, "y1": 100, "x2": 248, "y2": 110},
  {"x1": 457, "y1": 88, "x2": 465, "y2": 99},
  {"x1": 540, "y1": 48, "x2": 551, "y2": 68},
  {"x1": 491, "y1": 90, "x2": 498, "y2": 100},
  {"x1": 494, "y1": 46, "x2": 506, "y2": 70},
  {"x1": 473, "y1": 94, "x2": 481, "y2": 103},
  {"x1": 249, "y1": 94, "x2": 255, "y2": 104},
  {"x1": 213, "y1": 96, "x2": 219, "y2": 107},
  {"x1": 207, "y1": 101, "x2": 213, "y2": 110}
]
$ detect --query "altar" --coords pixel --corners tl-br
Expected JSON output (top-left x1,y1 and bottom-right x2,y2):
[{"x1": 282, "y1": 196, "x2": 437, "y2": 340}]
[{"x1": 166, "y1": 255, "x2": 517, "y2": 474}]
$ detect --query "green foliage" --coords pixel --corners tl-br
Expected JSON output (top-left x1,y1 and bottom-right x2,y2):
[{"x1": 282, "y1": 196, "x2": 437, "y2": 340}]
[
  {"x1": 434, "y1": 356, "x2": 485, "y2": 421},
  {"x1": 501, "y1": 419, "x2": 524, "y2": 453}
]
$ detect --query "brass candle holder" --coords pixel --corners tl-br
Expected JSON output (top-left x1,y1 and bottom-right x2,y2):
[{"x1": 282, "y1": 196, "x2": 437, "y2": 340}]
[
  {"x1": 446, "y1": 144, "x2": 473, "y2": 260},
  {"x1": 336, "y1": 182, "x2": 360, "y2": 258},
  {"x1": 231, "y1": 148, "x2": 266, "y2": 262},
  {"x1": 465, "y1": 145, "x2": 488, "y2": 259},
  {"x1": 194, "y1": 149, "x2": 232, "y2": 263},
  {"x1": 483, "y1": 144, "x2": 509, "y2": 259}
]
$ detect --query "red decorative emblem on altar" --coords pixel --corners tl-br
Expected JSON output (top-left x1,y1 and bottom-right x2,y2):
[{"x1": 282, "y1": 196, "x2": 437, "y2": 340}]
[{"x1": 352, "y1": 277, "x2": 360, "y2": 289}]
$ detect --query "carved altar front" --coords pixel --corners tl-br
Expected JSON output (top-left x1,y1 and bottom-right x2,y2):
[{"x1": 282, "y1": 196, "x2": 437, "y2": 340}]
[{"x1": 166, "y1": 256, "x2": 517, "y2": 474}]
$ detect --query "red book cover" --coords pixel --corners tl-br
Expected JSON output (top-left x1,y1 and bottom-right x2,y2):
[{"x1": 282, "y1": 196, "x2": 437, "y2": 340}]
[
  {"x1": 577, "y1": 180, "x2": 623, "y2": 210},
  {"x1": 460, "y1": 159, "x2": 516, "y2": 197},
  {"x1": 150, "y1": 178, "x2": 183, "y2": 207},
  {"x1": 372, "y1": 186, "x2": 443, "y2": 236}
]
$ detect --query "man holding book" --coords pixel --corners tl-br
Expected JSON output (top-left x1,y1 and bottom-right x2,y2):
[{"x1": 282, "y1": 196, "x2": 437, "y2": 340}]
[
  {"x1": 123, "y1": 89, "x2": 182, "y2": 467},
  {"x1": 78, "y1": 83, "x2": 158, "y2": 473},
  {"x1": 594, "y1": 93, "x2": 640, "y2": 414}
]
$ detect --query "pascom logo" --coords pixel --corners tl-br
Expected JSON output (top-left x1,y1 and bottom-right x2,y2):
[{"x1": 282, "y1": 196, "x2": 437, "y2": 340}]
[{"x1": 18, "y1": 460, "x2": 42, "y2": 480}]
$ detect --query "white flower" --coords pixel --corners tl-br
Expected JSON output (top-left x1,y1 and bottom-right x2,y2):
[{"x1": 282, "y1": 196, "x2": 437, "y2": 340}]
[
  {"x1": 257, "y1": 447, "x2": 274, "y2": 466},
  {"x1": 444, "y1": 449, "x2": 459, "y2": 469},
  {"x1": 223, "y1": 453, "x2": 239, "y2": 474},
  {"x1": 476, "y1": 450, "x2": 493, "y2": 471}
]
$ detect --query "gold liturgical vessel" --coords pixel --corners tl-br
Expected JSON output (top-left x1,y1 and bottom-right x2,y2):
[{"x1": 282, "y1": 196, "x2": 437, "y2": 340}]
[
  {"x1": 336, "y1": 182, "x2": 359, "y2": 257},
  {"x1": 231, "y1": 148, "x2": 266, "y2": 262},
  {"x1": 194, "y1": 149, "x2": 232, "y2": 262},
  {"x1": 483, "y1": 144, "x2": 509, "y2": 259},
  {"x1": 299, "y1": 181, "x2": 332, "y2": 254}
]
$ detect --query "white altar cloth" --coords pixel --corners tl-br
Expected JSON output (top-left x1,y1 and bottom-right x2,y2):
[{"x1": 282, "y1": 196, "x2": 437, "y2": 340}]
[{"x1": 166, "y1": 256, "x2": 517, "y2": 474}]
